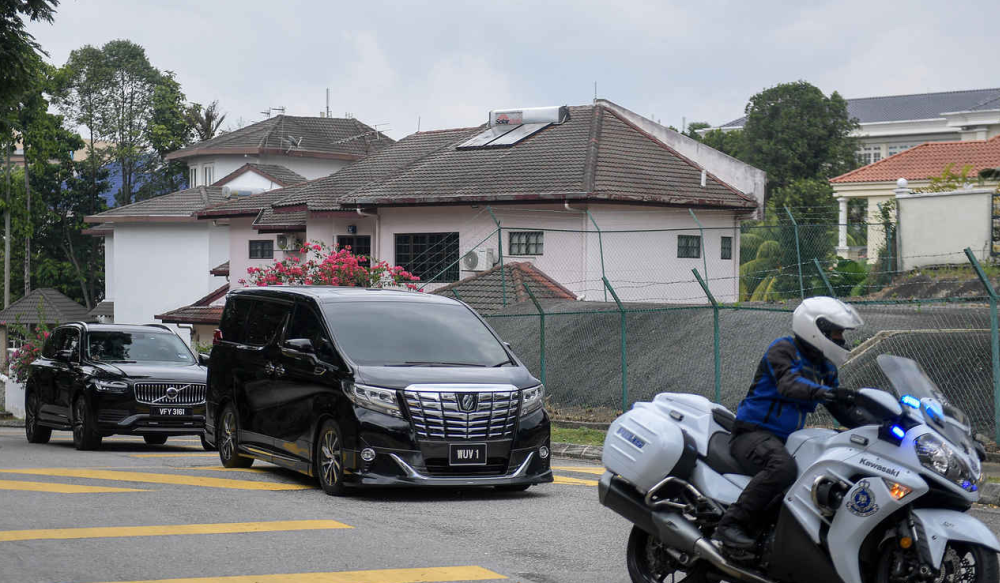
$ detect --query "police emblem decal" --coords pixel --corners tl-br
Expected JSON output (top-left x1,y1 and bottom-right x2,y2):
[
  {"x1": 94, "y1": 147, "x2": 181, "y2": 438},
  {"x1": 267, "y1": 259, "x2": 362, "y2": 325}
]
[{"x1": 846, "y1": 479, "x2": 879, "y2": 517}]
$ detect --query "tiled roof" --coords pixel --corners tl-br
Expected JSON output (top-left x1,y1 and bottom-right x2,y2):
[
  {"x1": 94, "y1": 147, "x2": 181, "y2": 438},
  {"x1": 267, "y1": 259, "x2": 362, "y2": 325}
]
[
  {"x1": 165, "y1": 115, "x2": 395, "y2": 161},
  {"x1": 155, "y1": 284, "x2": 228, "y2": 325},
  {"x1": 0, "y1": 288, "x2": 92, "y2": 325},
  {"x1": 273, "y1": 104, "x2": 754, "y2": 212},
  {"x1": 214, "y1": 163, "x2": 307, "y2": 188},
  {"x1": 830, "y1": 135, "x2": 1000, "y2": 184},
  {"x1": 432, "y1": 262, "x2": 577, "y2": 314},
  {"x1": 87, "y1": 300, "x2": 114, "y2": 318},
  {"x1": 253, "y1": 207, "x2": 307, "y2": 232},
  {"x1": 718, "y1": 87, "x2": 1000, "y2": 129},
  {"x1": 210, "y1": 261, "x2": 229, "y2": 276},
  {"x1": 198, "y1": 181, "x2": 315, "y2": 218},
  {"x1": 84, "y1": 187, "x2": 228, "y2": 222},
  {"x1": 81, "y1": 223, "x2": 113, "y2": 236}
]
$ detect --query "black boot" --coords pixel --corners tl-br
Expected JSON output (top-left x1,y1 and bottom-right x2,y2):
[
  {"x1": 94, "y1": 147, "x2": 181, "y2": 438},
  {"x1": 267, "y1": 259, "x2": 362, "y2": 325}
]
[{"x1": 714, "y1": 521, "x2": 755, "y2": 549}]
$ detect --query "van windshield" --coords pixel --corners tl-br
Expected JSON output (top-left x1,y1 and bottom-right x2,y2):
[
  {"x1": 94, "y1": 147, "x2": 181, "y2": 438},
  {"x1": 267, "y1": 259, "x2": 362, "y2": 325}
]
[{"x1": 321, "y1": 301, "x2": 511, "y2": 367}]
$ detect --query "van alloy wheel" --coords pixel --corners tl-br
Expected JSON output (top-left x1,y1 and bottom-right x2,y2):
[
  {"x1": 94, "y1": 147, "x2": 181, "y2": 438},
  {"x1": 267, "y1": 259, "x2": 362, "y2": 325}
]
[
  {"x1": 315, "y1": 420, "x2": 347, "y2": 496},
  {"x1": 218, "y1": 405, "x2": 253, "y2": 468}
]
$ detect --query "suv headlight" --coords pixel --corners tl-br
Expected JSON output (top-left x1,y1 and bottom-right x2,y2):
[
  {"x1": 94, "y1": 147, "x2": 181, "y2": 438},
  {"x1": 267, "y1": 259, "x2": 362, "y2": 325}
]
[
  {"x1": 520, "y1": 384, "x2": 545, "y2": 417},
  {"x1": 94, "y1": 379, "x2": 128, "y2": 393},
  {"x1": 345, "y1": 383, "x2": 402, "y2": 418},
  {"x1": 915, "y1": 433, "x2": 980, "y2": 492}
]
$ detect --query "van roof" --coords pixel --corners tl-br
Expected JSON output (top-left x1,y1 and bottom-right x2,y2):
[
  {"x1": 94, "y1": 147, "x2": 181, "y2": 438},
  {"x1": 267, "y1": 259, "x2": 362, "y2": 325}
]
[{"x1": 228, "y1": 286, "x2": 460, "y2": 306}]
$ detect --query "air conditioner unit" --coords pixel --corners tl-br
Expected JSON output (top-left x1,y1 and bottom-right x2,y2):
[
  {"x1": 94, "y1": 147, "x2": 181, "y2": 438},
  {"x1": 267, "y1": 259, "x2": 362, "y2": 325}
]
[
  {"x1": 276, "y1": 233, "x2": 303, "y2": 251},
  {"x1": 462, "y1": 248, "x2": 495, "y2": 272}
]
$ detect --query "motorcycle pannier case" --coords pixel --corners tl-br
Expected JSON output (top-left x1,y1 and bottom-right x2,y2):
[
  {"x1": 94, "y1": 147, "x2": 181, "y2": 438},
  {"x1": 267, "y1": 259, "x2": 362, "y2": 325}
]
[{"x1": 603, "y1": 403, "x2": 688, "y2": 494}]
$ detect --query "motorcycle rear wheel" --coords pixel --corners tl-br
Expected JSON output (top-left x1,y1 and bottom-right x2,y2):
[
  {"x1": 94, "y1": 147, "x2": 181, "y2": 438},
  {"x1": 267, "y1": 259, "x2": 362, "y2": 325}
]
[
  {"x1": 626, "y1": 525, "x2": 709, "y2": 583},
  {"x1": 875, "y1": 542, "x2": 998, "y2": 583}
]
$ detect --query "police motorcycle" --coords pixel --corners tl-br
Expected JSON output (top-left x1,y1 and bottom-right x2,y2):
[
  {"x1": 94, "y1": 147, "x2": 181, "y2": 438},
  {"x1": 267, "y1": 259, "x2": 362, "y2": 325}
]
[{"x1": 599, "y1": 354, "x2": 997, "y2": 583}]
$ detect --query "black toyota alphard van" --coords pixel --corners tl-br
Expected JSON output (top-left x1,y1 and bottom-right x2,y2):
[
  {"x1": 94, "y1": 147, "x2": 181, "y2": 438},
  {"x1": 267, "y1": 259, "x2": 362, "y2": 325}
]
[{"x1": 205, "y1": 286, "x2": 552, "y2": 495}]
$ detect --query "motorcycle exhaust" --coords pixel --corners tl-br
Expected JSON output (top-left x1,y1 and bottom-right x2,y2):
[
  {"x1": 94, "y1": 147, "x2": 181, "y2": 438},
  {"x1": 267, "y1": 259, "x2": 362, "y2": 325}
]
[{"x1": 600, "y1": 472, "x2": 777, "y2": 583}]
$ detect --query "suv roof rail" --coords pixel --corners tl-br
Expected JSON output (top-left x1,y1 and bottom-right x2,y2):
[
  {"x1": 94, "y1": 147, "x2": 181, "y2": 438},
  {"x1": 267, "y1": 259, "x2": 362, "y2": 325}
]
[{"x1": 143, "y1": 323, "x2": 173, "y2": 331}]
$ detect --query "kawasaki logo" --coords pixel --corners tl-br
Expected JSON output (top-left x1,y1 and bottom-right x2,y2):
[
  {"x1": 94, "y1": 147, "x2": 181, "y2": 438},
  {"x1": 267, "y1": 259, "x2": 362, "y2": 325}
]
[{"x1": 860, "y1": 457, "x2": 900, "y2": 478}]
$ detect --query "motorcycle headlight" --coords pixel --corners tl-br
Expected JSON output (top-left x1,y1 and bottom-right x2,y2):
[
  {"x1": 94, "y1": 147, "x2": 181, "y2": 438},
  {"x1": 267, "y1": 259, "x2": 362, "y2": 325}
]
[
  {"x1": 915, "y1": 433, "x2": 980, "y2": 492},
  {"x1": 94, "y1": 379, "x2": 128, "y2": 393},
  {"x1": 520, "y1": 384, "x2": 545, "y2": 417},
  {"x1": 345, "y1": 383, "x2": 402, "y2": 418}
]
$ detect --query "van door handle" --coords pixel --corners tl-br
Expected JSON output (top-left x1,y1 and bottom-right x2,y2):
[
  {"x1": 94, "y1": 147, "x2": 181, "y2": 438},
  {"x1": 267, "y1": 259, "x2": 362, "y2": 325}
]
[{"x1": 264, "y1": 362, "x2": 285, "y2": 377}]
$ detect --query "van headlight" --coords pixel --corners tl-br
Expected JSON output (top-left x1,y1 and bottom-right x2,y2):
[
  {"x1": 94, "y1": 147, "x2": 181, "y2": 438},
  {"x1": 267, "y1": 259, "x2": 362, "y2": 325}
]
[
  {"x1": 520, "y1": 385, "x2": 545, "y2": 417},
  {"x1": 345, "y1": 383, "x2": 403, "y2": 418},
  {"x1": 94, "y1": 380, "x2": 128, "y2": 393},
  {"x1": 915, "y1": 433, "x2": 980, "y2": 492}
]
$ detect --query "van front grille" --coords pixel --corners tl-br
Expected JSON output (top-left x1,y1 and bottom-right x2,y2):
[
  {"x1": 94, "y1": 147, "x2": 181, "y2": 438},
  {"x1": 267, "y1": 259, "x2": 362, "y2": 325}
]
[
  {"x1": 134, "y1": 383, "x2": 206, "y2": 405},
  {"x1": 404, "y1": 388, "x2": 519, "y2": 440}
]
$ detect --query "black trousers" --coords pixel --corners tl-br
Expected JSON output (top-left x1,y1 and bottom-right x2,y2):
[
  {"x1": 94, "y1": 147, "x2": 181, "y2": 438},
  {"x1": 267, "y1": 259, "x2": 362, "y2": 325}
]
[{"x1": 719, "y1": 429, "x2": 798, "y2": 528}]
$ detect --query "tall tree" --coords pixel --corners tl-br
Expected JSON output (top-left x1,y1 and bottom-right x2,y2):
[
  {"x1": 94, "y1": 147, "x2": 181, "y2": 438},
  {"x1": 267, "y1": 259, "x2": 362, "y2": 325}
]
[
  {"x1": 740, "y1": 81, "x2": 859, "y2": 190},
  {"x1": 138, "y1": 71, "x2": 191, "y2": 199},
  {"x1": 0, "y1": 0, "x2": 58, "y2": 110},
  {"x1": 187, "y1": 100, "x2": 226, "y2": 142}
]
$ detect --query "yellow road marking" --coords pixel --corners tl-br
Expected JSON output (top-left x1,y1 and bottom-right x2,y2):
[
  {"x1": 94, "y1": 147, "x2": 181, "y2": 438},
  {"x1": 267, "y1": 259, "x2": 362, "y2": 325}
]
[
  {"x1": 552, "y1": 466, "x2": 605, "y2": 476},
  {"x1": 192, "y1": 467, "x2": 275, "y2": 473},
  {"x1": 0, "y1": 520, "x2": 351, "y2": 542},
  {"x1": 0, "y1": 469, "x2": 312, "y2": 491},
  {"x1": 130, "y1": 453, "x2": 218, "y2": 458},
  {"x1": 552, "y1": 475, "x2": 598, "y2": 486},
  {"x1": 90, "y1": 566, "x2": 505, "y2": 583},
  {"x1": 0, "y1": 479, "x2": 148, "y2": 494}
]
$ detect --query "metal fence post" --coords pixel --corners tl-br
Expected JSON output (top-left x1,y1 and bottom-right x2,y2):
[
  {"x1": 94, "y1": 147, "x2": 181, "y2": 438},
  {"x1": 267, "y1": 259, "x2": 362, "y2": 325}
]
[
  {"x1": 693, "y1": 268, "x2": 721, "y2": 404},
  {"x1": 813, "y1": 258, "x2": 836, "y2": 297},
  {"x1": 603, "y1": 277, "x2": 627, "y2": 410},
  {"x1": 587, "y1": 210, "x2": 608, "y2": 302},
  {"x1": 785, "y1": 206, "x2": 804, "y2": 300},
  {"x1": 966, "y1": 247, "x2": 1000, "y2": 445},
  {"x1": 689, "y1": 209, "x2": 708, "y2": 285},
  {"x1": 487, "y1": 206, "x2": 506, "y2": 307},
  {"x1": 522, "y1": 283, "x2": 546, "y2": 386}
]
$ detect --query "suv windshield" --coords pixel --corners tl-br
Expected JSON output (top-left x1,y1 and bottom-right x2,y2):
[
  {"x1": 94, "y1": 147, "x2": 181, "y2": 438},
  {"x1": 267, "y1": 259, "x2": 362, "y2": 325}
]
[
  {"x1": 88, "y1": 330, "x2": 195, "y2": 365},
  {"x1": 321, "y1": 301, "x2": 510, "y2": 367},
  {"x1": 877, "y1": 354, "x2": 971, "y2": 449}
]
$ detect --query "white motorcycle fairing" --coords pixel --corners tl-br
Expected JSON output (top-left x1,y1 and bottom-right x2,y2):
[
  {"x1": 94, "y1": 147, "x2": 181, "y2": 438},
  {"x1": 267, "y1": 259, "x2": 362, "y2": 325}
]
[{"x1": 911, "y1": 508, "x2": 1000, "y2": 568}]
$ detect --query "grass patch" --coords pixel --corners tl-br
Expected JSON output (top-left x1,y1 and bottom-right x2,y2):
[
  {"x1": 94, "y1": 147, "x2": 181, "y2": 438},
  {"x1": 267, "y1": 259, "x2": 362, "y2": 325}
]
[{"x1": 551, "y1": 426, "x2": 607, "y2": 447}]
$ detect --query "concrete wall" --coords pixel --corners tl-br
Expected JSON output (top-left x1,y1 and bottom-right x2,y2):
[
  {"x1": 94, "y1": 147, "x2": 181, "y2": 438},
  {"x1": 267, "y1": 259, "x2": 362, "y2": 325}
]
[
  {"x1": 224, "y1": 171, "x2": 283, "y2": 193},
  {"x1": 228, "y1": 218, "x2": 298, "y2": 286},
  {"x1": 185, "y1": 154, "x2": 351, "y2": 188},
  {"x1": 104, "y1": 234, "x2": 115, "y2": 301},
  {"x1": 896, "y1": 188, "x2": 993, "y2": 270},
  {"x1": 4, "y1": 376, "x2": 24, "y2": 418},
  {"x1": 111, "y1": 222, "x2": 228, "y2": 331}
]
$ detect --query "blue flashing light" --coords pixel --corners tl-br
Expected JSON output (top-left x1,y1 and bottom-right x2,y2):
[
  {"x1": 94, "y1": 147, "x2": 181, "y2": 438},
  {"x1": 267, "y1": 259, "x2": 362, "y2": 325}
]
[
  {"x1": 973, "y1": 484, "x2": 979, "y2": 492},
  {"x1": 890, "y1": 425, "x2": 906, "y2": 440},
  {"x1": 962, "y1": 480, "x2": 971, "y2": 490},
  {"x1": 901, "y1": 395, "x2": 921, "y2": 409}
]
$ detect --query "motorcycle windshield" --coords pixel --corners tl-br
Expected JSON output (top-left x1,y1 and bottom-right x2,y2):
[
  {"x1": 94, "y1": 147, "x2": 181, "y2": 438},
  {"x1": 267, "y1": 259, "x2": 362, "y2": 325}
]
[{"x1": 877, "y1": 354, "x2": 972, "y2": 449}]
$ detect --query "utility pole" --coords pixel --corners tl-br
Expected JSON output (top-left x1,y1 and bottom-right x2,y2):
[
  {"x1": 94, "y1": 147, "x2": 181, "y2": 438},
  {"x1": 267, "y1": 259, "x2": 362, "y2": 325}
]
[
  {"x1": 4, "y1": 141, "x2": 11, "y2": 308},
  {"x1": 24, "y1": 142, "x2": 30, "y2": 295}
]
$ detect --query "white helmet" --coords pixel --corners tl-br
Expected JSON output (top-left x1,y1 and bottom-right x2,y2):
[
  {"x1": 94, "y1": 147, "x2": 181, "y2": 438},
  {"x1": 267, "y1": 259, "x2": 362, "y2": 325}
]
[{"x1": 791, "y1": 296, "x2": 864, "y2": 366}]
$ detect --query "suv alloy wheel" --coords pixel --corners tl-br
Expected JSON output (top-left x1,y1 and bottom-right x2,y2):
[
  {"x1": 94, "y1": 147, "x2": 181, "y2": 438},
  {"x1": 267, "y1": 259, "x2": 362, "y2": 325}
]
[
  {"x1": 24, "y1": 390, "x2": 51, "y2": 444},
  {"x1": 72, "y1": 396, "x2": 102, "y2": 450}
]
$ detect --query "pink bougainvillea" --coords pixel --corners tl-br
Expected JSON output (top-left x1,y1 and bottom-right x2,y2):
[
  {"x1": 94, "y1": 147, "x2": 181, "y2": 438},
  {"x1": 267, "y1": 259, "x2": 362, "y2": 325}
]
[
  {"x1": 9, "y1": 325, "x2": 50, "y2": 383},
  {"x1": 239, "y1": 241, "x2": 422, "y2": 291}
]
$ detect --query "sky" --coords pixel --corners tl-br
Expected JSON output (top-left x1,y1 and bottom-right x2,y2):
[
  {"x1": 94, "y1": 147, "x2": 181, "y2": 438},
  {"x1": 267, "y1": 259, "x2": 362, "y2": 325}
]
[{"x1": 27, "y1": 0, "x2": 998, "y2": 140}]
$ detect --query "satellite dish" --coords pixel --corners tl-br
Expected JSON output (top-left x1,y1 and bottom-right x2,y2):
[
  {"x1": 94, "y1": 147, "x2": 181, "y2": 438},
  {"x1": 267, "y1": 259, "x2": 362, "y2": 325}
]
[{"x1": 462, "y1": 251, "x2": 480, "y2": 271}]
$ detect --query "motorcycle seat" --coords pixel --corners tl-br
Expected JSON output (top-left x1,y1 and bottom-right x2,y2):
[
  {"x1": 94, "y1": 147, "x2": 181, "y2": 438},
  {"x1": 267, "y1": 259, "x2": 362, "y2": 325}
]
[
  {"x1": 703, "y1": 431, "x2": 747, "y2": 476},
  {"x1": 712, "y1": 408, "x2": 736, "y2": 432}
]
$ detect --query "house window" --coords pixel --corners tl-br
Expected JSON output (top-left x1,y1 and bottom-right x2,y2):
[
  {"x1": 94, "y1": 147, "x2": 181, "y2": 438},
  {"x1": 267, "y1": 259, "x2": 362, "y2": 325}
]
[
  {"x1": 857, "y1": 144, "x2": 883, "y2": 166},
  {"x1": 678, "y1": 235, "x2": 701, "y2": 259},
  {"x1": 721, "y1": 236, "x2": 733, "y2": 260},
  {"x1": 509, "y1": 231, "x2": 543, "y2": 255},
  {"x1": 337, "y1": 235, "x2": 371, "y2": 267},
  {"x1": 189, "y1": 167, "x2": 197, "y2": 188},
  {"x1": 395, "y1": 232, "x2": 460, "y2": 282},
  {"x1": 886, "y1": 143, "x2": 915, "y2": 157},
  {"x1": 203, "y1": 165, "x2": 214, "y2": 186},
  {"x1": 249, "y1": 240, "x2": 274, "y2": 259}
]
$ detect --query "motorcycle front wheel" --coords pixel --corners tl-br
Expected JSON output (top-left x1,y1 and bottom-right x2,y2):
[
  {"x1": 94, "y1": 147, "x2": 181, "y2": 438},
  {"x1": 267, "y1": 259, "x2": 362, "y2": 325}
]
[
  {"x1": 875, "y1": 542, "x2": 998, "y2": 583},
  {"x1": 626, "y1": 525, "x2": 709, "y2": 583}
]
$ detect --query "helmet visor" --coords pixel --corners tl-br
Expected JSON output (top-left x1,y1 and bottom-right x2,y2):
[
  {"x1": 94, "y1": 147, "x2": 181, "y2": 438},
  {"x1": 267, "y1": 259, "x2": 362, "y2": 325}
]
[{"x1": 816, "y1": 317, "x2": 849, "y2": 349}]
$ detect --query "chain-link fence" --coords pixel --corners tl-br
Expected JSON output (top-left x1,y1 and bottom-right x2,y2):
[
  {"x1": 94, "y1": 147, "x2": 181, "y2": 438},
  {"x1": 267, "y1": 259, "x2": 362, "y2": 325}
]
[{"x1": 405, "y1": 205, "x2": 1000, "y2": 442}]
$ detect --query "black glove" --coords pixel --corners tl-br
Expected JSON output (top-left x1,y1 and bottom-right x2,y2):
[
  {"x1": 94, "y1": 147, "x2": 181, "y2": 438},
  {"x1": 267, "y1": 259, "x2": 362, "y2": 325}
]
[{"x1": 817, "y1": 387, "x2": 856, "y2": 404}]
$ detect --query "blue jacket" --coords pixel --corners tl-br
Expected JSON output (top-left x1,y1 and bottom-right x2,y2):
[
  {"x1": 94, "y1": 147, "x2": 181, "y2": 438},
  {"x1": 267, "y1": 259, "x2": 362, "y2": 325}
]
[{"x1": 735, "y1": 336, "x2": 838, "y2": 440}]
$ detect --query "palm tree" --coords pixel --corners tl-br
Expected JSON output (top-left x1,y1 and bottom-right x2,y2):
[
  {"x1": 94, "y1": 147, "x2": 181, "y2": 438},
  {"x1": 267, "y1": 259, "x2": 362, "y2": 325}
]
[{"x1": 187, "y1": 100, "x2": 226, "y2": 142}]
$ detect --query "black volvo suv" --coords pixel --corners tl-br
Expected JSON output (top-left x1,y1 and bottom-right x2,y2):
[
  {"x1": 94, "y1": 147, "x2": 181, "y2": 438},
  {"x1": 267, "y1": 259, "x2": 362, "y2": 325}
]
[
  {"x1": 205, "y1": 287, "x2": 552, "y2": 495},
  {"x1": 25, "y1": 323, "x2": 210, "y2": 450}
]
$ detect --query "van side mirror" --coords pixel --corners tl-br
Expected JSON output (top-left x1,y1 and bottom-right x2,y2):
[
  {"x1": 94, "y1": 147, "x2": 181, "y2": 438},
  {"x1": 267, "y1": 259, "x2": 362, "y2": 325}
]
[
  {"x1": 283, "y1": 338, "x2": 315, "y2": 353},
  {"x1": 198, "y1": 353, "x2": 210, "y2": 366}
]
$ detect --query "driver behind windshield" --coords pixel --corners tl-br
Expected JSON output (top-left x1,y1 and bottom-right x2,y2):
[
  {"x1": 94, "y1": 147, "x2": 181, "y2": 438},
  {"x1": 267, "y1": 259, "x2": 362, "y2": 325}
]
[{"x1": 714, "y1": 296, "x2": 864, "y2": 549}]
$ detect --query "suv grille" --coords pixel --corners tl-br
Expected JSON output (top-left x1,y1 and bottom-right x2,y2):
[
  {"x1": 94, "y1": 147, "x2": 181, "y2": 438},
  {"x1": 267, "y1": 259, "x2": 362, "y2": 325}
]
[
  {"x1": 404, "y1": 389, "x2": 519, "y2": 440},
  {"x1": 134, "y1": 383, "x2": 206, "y2": 405}
]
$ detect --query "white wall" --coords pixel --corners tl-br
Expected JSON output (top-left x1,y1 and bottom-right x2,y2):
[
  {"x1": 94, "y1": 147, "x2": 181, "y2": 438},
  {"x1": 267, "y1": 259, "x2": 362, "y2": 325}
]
[
  {"x1": 104, "y1": 234, "x2": 115, "y2": 301},
  {"x1": 896, "y1": 188, "x2": 993, "y2": 270},
  {"x1": 185, "y1": 154, "x2": 352, "y2": 187},
  {"x1": 229, "y1": 218, "x2": 289, "y2": 286},
  {"x1": 4, "y1": 376, "x2": 24, "y2": 418},
  {"x1": 112, "y1": 222, "x2": 228, "y2": 331},
  {"x1": 224, "y1": 171, "x2": 282, "y2": 192}
]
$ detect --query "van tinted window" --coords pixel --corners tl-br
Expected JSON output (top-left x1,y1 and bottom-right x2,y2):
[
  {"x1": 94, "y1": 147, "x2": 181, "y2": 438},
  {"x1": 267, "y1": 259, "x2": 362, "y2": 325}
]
[
  {"x1": 219, "y1": 297, "x2": 252, "y2": 343},
  {"x1": 287, "y1": 304, "x2": 341, "y2": 365},
  {"x1": 321, "y1": 301, "x2": 509, "y2": 367},
  {"x1": 244, "y1": 301, "x2": 289, "y2": 346}
]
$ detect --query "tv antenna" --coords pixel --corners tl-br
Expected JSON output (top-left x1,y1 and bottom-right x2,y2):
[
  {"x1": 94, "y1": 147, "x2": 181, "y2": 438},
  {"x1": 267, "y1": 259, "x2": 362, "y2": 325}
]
[{"x1": 260, "y1": 106, "x2": 286, "y2": 119}]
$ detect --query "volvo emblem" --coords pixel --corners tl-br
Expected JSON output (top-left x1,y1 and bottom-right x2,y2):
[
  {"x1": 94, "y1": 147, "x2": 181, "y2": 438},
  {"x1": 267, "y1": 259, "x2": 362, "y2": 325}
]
[
  {"x1": 459, "y1": 393, "x2": 478, "y2": 412},
  {"x1": 165, "y1": 387, "x2": 179, "y2": 400}
]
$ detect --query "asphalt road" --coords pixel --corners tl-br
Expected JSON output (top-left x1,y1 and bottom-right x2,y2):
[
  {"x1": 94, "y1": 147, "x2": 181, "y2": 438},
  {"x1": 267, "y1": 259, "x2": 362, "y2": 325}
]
[{"x1": 3, "y1": 427, "x2": 1000, "y2": 583}]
